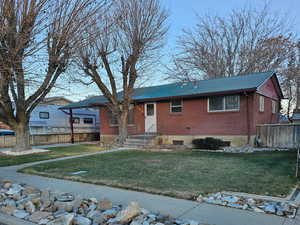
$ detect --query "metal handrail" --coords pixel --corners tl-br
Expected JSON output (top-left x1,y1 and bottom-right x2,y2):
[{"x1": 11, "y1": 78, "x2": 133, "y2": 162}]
[{"x1": 144, "y1": 124, "x2": 155, "y2": 144}]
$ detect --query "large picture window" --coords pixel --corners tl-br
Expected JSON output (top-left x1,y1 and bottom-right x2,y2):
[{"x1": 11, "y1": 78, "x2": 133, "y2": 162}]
[{"x1": 208, "y1": 95, "x2": 240, "y2": 112}]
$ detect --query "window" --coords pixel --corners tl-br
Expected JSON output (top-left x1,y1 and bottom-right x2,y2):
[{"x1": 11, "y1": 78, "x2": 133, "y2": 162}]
[
  {"x1": 39, "y1": 112, "x2": 49, "y2": 119},
  {"x1": 109, "y1": 104, "x2": 134, "y2": 125},
  {"x1": 146, "y1": 104, "x2": 154, "y2": 116},
  {"x1": 83, "y1": 118, "x2": 93, "y2": 124},
  {"x1": 128, "y1": 105, "x2": 134, "y2": 124},
  {"x1": 259, "y1": 96, "x2": 264, "y2": 112},
  {"x1": 110, "y1": 111, "x2": 118, "y2": 125},
  {"x1": 71, "y1": 117, "x2": 80, "y2": 124},
  {"x1": 208, "y1": 95, "x2": 240, "y2": 112},
  {"x1": 170, "y1": 99, "x2": 183, "y2": 113},
  {"x1": 272, "y1": 100, "x2": 277, "y2": 114}
]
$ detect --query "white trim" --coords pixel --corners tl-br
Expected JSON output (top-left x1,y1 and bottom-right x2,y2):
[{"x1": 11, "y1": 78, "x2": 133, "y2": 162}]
[
  {"x1": 272, "y1": 100, "x2": 277, "y2": 114},
  {"x1": 208, "y1": 95, "x2": 240, "y2": 112},
  {"x1": 259, "y1": 95, "x2": 265, "y2": 112},
  {"x1": 145, "y1": 102, "x2": 157, "y2": 132},
  {"x1": 170, "y1": 99, "x2": 183, "y2": 113}
]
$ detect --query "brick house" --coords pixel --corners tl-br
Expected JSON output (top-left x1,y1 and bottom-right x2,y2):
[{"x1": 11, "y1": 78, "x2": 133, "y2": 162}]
[{"x1": 63, "y1": 72, "x2": 283, "y2": 147}]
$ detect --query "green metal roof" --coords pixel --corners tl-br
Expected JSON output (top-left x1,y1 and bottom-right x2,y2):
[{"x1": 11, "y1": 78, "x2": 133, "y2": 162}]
[{"x1": 61, "y1": 71, "x2": 276, "y2": 109}]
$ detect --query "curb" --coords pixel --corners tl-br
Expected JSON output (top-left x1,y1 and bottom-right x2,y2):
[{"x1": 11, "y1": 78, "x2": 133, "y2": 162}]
[{"x1": 0, "y1": 212, "x2": 36, "y2": 225}]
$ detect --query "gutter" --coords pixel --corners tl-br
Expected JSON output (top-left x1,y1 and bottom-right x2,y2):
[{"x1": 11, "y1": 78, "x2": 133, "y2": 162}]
[{"x1": 59, "y1": 88, "x2": 258, "y2": 110}]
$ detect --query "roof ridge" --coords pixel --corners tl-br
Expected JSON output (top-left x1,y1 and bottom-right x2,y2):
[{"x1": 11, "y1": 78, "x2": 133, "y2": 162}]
[{"x1": 135, "y1": 71, "x2": 275, "y2": 90}]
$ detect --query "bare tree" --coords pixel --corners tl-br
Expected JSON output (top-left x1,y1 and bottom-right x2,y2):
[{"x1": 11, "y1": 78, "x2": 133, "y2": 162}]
[
  {"x1": 0, "y1": 0, "x2": 103, "y2": 152},
  {"x1": 282, "y1": 42, "x2": 300, "y2": 120},
  {"x1": 169, "y1": 5, "x2": 295, "y2": 81},
  {"x1": 75, "y1": 0, "x2": 168, "y2": 143}
]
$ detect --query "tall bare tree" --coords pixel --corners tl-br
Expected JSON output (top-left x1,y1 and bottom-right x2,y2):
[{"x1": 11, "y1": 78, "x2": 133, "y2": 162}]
[
  {"x1": 0, "y1": 0, "x2": 103, "y2": 151},
  {"x1": 169, "y1": 5, "x2": 295, "y2": 81},
  {"x1": 75, "y1": 0, "x2": 168, "y2": 143},
  {"x1": 282, "y1": 42, "x2": 300, "y2": 120}
]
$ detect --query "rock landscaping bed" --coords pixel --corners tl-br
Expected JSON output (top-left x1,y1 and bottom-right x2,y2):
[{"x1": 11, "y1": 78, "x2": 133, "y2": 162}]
[
  {"x1": 197, "y1": 192, "x2": 299, "y2": 218},
  {"x1": 0, "y1": 180, "x2": 204, "y2": 225},
  {"x1": 222, "y1": 145, "x2": 290, "y2": 153}
]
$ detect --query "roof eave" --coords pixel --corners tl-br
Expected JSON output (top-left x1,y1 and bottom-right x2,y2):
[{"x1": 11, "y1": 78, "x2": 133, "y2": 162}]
[{"x1": 133, "y1": 88, "x2": 257, "y2": 103}]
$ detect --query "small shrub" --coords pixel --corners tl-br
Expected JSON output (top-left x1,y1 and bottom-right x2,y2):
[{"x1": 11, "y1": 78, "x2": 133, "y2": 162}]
[{"x1": 192, "y1": 137, "x2": 230, "y2": 150}]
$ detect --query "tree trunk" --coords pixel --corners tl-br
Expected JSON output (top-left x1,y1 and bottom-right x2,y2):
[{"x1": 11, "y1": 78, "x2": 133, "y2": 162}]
[
  {"x1": 117, "y1": 110, "x2": 128, "y2": 144},
  {"x1": 14, "y1": 122, "x2": 31, "y2": 152}
]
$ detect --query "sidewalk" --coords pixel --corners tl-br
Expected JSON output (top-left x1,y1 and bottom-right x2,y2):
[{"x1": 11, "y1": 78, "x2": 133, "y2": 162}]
[
  {"x1": 0, "y1": 149, "x2": 299, "y2": 225},
  {"x1": 0, "y1": 141, "x2": 97, "y2": 152}
]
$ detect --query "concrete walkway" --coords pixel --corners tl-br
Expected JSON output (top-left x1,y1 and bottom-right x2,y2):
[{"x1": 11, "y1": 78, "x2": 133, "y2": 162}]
[
  {"x1": 0, "y1": 149, "x2": 299, "y2": 225},
  {"x1": 0, "y1": 141, "x2": 98, "y2": 152}
]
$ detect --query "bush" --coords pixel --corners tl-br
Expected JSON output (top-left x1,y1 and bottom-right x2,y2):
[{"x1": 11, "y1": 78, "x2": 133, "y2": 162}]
[{"x1": 192, "y1": 137, "x2": 230, "y2": 150}]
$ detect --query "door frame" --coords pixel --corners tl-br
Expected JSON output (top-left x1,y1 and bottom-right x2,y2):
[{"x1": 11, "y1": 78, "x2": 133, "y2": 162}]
[{"x1": 144, "y1": 102, "x2": 157, "y2": 133}]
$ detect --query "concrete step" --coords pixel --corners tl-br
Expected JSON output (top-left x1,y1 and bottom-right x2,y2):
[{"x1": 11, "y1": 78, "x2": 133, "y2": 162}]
[
  {"x1": 124, "y1": 133, "x2": 158, "y2": 147},
  {"x1": 127, "y1": 134, "x2": 158, "y2": 140},
  {"x1": 124, "y1": 139, "x2": 152, "y2": 145}
]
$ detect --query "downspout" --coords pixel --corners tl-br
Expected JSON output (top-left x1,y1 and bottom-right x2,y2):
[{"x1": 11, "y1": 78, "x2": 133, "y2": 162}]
[
  {"x1": 70, "y1": 109, "x2": 74, "y2": 144},
  {"x1": 245, "y1": 92, "x2": 251, "y2": 144}
]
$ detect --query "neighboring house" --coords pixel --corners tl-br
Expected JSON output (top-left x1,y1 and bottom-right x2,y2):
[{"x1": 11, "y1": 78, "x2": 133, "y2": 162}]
[
  {"x1": 41, "y1": 96, "x2": 73, "y2": 106},
  {"x1": 0, "y1": 97, "x2": 99, "y2": 135},
  {"x1": 29, "y1": 105, "x2": 99, "y2": 135},
  {"x1": 62, "y1": 71, "x2": 283, "y2": 147}
]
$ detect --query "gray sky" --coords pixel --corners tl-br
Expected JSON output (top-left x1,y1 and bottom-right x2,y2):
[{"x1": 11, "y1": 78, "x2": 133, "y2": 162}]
[{"x1": 54, "y1": 0, "x2": 300, "y2": 101}]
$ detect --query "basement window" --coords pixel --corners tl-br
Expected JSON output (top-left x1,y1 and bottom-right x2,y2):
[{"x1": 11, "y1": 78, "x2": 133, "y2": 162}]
[
  {"x1": 173, "y1": 140, "x2": 184, "y2": 145},
  {"x1": 170, "y1": 99, "x2": 183, "y2": 113},
  {"x1": 208, "y1": 95, "x2": 240, "y2": 112}
]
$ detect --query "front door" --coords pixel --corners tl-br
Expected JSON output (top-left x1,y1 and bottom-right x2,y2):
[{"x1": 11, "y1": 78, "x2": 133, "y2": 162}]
[{"x1": 145, "y1": 103, "x2": 157, "y2": 133}]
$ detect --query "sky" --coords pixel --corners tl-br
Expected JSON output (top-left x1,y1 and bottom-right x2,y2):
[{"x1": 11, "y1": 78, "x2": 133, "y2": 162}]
[{"x1": 54, "y1": 0, "x2": 300, "y2": 101}]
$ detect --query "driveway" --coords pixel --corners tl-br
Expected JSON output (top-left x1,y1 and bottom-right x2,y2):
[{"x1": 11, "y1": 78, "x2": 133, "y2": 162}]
[{"x1": 0, "y1": 149, "x2": 299, "y2": 225}]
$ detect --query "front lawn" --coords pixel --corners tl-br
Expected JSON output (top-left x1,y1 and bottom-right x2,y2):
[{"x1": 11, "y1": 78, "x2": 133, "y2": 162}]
[
  {"x1": 20, "y1": 150, "x2": 298, "y2": 199},
  {"x1": 0, "y1": 144, "x2": 105, "y2": 167}
]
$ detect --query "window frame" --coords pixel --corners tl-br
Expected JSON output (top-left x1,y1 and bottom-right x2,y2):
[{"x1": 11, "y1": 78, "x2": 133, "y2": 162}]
[
  {"x1": 208, "y1": 95, "x2": 240, "y2": 112},
  {"x1": 71, "y1": 117, "x2": 80, "y2": 124},
  {"x1": 259, "y1": 96, "x2": 265, "y2": 112},
  {"x1": 170, "y1": 99, "x2": 183, "y2": 114},
  {"x1": 39, "y1": 112, "x2": 49, "y2": 119},
  {"x1": 109, "y1": 104, "x2": 135, "y2": 126},
  {"x1": 272, "y1": 100, "x2": 277, "y2": 114},
  {"x1": 83, "y1": 118, "x2": 93, "y2": 124}
]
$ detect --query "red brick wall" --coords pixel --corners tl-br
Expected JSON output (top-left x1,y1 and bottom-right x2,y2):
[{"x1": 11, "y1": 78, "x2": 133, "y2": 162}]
[
  {"x1": 254, "y1": 77, "x2": 280, "y2": 127},
  {"x1": 100, "y1": 93, "x2": 279, "y2": 136},
  {"x1": 253, "y1": 94, "x2": 279, "y2": 127},
  {"x1": 99, "y1": 103, "x2": 145, "y2": 135},
  {"x1": 156, "y1": 95, "x2": 250, "y2": 136},
  {"x1": 257, "y1": 76, "x2": 280, "y2": 100}
]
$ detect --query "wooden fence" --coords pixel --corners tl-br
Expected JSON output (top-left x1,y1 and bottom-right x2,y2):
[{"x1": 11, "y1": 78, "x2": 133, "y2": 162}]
[
  {"x1": 0, "y1": 132, "x2": 99, "y2": 148},
  {"x1": 256, "y1": 123, "x2": 300, "y2": 148}
]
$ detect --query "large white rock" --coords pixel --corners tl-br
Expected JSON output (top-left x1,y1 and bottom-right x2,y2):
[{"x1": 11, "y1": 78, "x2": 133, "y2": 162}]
[
  {"x1": 73, "y1": 216, "x2": 91, "y2": 225},
  {"x1": 116, "y1": 201, "x2": 141, "y2": 223},
  {"x1": 46, "y1": 213, "x2": 74, "y2": 225}
]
